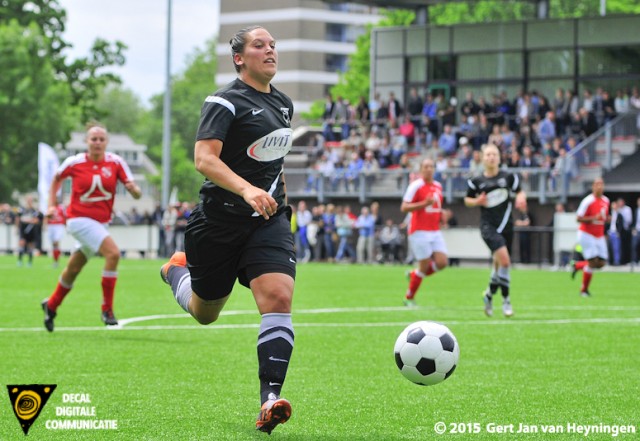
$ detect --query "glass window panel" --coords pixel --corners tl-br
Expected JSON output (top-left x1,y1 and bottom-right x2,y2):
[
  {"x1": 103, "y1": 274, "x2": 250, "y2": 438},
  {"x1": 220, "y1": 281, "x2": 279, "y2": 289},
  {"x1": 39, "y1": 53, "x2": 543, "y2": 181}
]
[
  {"x1": 408, "y1": 56, "x2": 427, "y2": 83},
  {"x1": 428, "y1": 55, "x2": 453, "y2": 81},
  {"x1": 527, "y1": 21, "x2": 574, "y2": 49},
  {"x1": 376, "y1": 29, "x2": 404, "y2": 56},
  {"x1": 528, "y1": 80, "x2": 573, "y2": 106},
  {"x1": 579, "y1": 16, "x2": 640, "y2": 46},
  {"x1": 457, "y1": 53, "x2": 523, "y2": 80},
  {"x1": 407, "y1": 27, "x2": 427, "y2": 55},
  {"x1": 375, "y1": 58, "x2": 404, "y2": 83},
  {"x1": 529, "y1": 50, "x2": 574, "y2": 78},
  {"x1": 579, "y1": 46, "x2": 640, "y2": 76},
  {"x1": 454, "y1": 23, "x2": 523, "y2": 52},
  {"x1": 428, "y1": 27, "x2": 449, "y2": 54}
]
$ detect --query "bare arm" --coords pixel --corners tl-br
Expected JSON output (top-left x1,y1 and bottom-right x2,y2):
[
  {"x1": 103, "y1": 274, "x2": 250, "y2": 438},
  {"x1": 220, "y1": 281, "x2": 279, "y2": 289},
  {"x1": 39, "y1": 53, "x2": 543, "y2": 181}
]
[
  {"x1": 400, "y1": 197, "x2": 433, "y2": 214},
  {"x1": 124, "y1": 181, "x2": 142, "y2": 200},
  {"x1": 464, "y1": 192, "x2": 487, "y2": 207},
  {"x1": 194, "y1": 139, "x2": 277, "y2": 220},
  {"x1": 46, "y1": 174, "x2": 63, "y2": 217}
]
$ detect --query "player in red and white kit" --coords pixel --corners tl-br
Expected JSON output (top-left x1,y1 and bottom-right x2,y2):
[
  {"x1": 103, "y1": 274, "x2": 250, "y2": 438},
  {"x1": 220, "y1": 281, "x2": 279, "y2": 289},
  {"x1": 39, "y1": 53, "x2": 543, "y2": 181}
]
[
  {"x1": 401, "y1": 158, "x2": 448, "y2": 306},
  {"x1": 41, "y1": 124, "x2": 141, "y2": 332},
  {"x1": 47, "y1": 197, "x2": 66, "y2": 268},
  {"x1": 571, "y1": 177, "x2": 610, "y2": 297}
]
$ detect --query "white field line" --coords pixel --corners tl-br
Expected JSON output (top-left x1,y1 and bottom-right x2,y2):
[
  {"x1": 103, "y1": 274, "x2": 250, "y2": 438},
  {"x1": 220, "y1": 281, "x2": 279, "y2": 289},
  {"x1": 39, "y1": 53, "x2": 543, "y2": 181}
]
[{"x1": 1, "y1": 305, "x2": 639, "y2": 333}]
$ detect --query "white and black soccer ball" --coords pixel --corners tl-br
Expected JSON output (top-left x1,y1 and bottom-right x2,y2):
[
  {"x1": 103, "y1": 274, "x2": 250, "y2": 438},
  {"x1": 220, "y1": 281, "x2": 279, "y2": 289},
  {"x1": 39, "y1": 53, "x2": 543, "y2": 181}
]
[{"x1": 394, "y1": 321, "x2": 460, "y2": 386}]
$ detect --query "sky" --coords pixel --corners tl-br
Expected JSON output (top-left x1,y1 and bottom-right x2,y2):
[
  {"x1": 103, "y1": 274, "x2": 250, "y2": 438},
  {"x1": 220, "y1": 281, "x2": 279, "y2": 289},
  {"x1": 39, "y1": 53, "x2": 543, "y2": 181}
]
[{"x1": 58, "y1": 0, "x2": 220, "y2": 106}]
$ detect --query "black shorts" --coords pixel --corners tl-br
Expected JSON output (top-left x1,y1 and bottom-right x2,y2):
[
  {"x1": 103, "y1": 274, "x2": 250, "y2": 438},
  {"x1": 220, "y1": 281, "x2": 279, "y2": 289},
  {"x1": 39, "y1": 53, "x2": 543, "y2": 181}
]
[
  {"x1": 184, "y1": 204, "x2": 296, "y2": 300},
  {"x1": 19, "y1": 225, "x2": 37, "y2": 243},
  {"x1": 480, "y1": 223, "x2": 513, "y2": 254}
]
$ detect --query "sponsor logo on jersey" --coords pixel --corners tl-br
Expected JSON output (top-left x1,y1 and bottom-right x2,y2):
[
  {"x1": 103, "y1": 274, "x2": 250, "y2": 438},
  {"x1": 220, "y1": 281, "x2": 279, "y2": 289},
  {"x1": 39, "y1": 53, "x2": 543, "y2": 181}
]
[
  {"x1": 485, "y1": 188, "x2": 508, "y2": 208},
  {"x1": 280, "y1": 107, "x2": 290, "y2": 125},
  {"x1": 251, "y1": 108, "x2": 265, "y2": 115},
  {"x1": 246, "y1": 128, "x2": 293, "y2": 162}
]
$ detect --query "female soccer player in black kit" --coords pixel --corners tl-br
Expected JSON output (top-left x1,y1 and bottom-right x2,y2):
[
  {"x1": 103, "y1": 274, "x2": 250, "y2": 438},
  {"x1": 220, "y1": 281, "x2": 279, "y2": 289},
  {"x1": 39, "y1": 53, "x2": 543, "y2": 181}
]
[
  {"x1": 464, "y1": 143, "x2": 527, "y2": 318},
  {"x1": 160, "y1": 26, "x2": 295, "y2": 434}
]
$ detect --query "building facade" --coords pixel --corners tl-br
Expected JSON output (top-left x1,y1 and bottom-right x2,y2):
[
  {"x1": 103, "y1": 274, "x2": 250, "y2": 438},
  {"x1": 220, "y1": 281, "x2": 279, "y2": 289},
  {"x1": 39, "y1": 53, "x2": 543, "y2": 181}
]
[
  {"x1": 370, "y1": 15, "x2": 640, "y2": 112},
  {"x1": 217, "y1": 0, "x2": 380, "y2": 114}
]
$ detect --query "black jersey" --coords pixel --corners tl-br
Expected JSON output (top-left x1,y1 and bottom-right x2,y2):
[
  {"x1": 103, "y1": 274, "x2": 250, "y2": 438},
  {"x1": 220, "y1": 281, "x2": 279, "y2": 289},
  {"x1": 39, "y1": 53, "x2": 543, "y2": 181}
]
[
  {"x1": 466, "y1": 170, "x2": 521, "y2": 233},
  {"x1": 17, "y1": 206, "x2": 42, "y2": 237},
  {"x1": 196, "y1": 79, "x2": 294, "y2": 219}
]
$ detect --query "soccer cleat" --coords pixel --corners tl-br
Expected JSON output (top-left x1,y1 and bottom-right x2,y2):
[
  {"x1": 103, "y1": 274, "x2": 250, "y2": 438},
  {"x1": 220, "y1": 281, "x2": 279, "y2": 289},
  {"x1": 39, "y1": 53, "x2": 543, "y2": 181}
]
[
  {"x1": 569, "y1": 260, "x2": 578, "y2": 280},
  {"x1": 101, "y1": 310, "x2": 118, "y2": 326},
  {"x1": 403, "y1": 298, "x2": 417, "y2": 307},
  {"x1": 502, "y1": 300, "x2": 514, "y2": 318},
  {"x1": 41, "y1": 298, "x2": 56, "y2": 332},
  {"x1": 580, "y1": 291, "x2": 592, "y2": 298},
  {"x1": 483, "y1": 290, "x2": 493, "y2": 317},
  {"x1": 256, "y1": 397, "x2": 292, "y2": 435},
  {"x1": 160, "y1": 251, "x2": 187, "y2": 284}
]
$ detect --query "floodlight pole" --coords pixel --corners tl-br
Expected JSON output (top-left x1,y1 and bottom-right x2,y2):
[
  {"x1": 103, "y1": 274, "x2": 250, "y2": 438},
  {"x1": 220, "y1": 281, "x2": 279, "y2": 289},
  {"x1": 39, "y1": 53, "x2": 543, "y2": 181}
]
[{"x1": 161, "y1": 0, "x2": 173, "y2": 209}]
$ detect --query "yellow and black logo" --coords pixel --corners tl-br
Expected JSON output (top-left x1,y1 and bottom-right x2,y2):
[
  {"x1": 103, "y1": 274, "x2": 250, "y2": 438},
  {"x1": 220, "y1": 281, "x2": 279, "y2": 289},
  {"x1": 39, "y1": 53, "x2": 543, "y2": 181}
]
[{"x1": 7, "y1": 384, "x2": 56, "y2": 435}]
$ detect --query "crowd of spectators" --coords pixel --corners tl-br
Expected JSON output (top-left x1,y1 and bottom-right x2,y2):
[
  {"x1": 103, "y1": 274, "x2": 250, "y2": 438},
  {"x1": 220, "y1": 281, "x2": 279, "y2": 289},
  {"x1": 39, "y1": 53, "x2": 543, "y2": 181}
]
[{"x1": 307, "y1": 85, "x2": 640, "y2": 193}]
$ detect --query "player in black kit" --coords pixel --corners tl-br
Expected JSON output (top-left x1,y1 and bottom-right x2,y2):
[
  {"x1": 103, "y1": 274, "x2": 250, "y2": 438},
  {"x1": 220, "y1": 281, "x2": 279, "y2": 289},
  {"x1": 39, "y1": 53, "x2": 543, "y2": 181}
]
[
  {"x1": 464, "y1": 143, "x2": 527, "y2": 318},
  {"x1": 160, "y1": 26, "x2": 295, "y2": 435},
  {"x1": 16, "y1": 195, "x2": 43, "y2": 267}
]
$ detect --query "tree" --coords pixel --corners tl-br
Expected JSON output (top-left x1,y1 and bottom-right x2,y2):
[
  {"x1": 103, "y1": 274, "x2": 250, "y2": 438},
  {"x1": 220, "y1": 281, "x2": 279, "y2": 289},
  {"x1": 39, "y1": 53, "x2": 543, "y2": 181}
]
[
  {"x1": 143, "y1": 38, "x2": 219, "y2": 203},
  {"x1": 0, "y1": 20, "x2": 75, "y2": 201},
  {"x1": 0, "y1": 0, "x2": 128, "y2": 201},
  {"x1": 301, "y1": 9, "x2": 415, "y2": 122},
  {"x1": 95, "y1": 84, "x2": 145, "y2": 135}
]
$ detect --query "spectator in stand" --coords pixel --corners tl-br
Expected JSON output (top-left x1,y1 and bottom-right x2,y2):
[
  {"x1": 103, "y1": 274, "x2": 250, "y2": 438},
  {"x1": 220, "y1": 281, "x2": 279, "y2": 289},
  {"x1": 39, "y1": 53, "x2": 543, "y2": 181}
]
[
  {"x1": 551, "y1": 147, "x2": 578, "y2": 192},
  {"x1": 602, "y1": 90, "x2": 617, "y2": 123},
  {"x1": 582, "y1": 89, "x2": 594, "y2": 113},
  {"x1": 368, "y1": 92, "x2": 381, "y2": 126},
  {"x1": 345, "y1": 152, "x2": 364, "y2": 191},
  {"x1": 331, "y1": 95, "x2": 350, "y2": 140},
  {"x1": 398, "y1": 115, "x2": 416, "y2": 148},
  {"x1": 488, "y1": 123, "x2": 505, "y2": 151},
  {"x1": 362, "y1": 150, "x2": 380, "y2": 191},
  {"x1": 614, "y1": 89, "x2": 629, "y2": 114},
  {"x1": 422, "y1": 92, "x2": 439, "y2": 138},
  {"x1": 461, "y1": 91, "x2": 480, "y2": 118},
  {"x1": 456, "y1": 138, "x2": 473, "y2": 169},
  {"x1": 608, "y1": 198, "x2": 632, "y2": 266},
  {"x1": 322, "y1": 94, "x2": 335, "y2": 141},
  {"x1": 355, "y1": 95, "x2": 370, "y2": 127},
  {"x1": 296, "y1": 200, "x2": 312, "y2": 263},
  {"x1": 537, "y1": 111, "x2": 556, "y2": 146},
  {"x1": 631, "y1": 197, "x2": 640, "y2": 265},
  {"x1": 631, "y1": 87, "x2": 640, "y2": 130},
  {"x1": 379, "y1": 218, "x2": 402, "y2": 264},
  {"x1": 507, "y1": 149, "x2": 521, "y2": 168},
  {"x1": 438, "y1": 124, "x2": 457, "y2": 156},
  {"x1": 335, "y1": 205, "x2": 355, "y2": 262},
  {"x1": 387, "y1": 91, "x2": 403, "y2": 127},
  {"x1": 322, "y1": 203, "x2": 337, "y2": 262},
  {"x1": 355, "y1": 206, "x2": 376, "y2": 264},
  {"x1": 552, "y1": 88, "x2": 566, "y2": 133},
  {"x1": 407, "y1": 87, "x2": 424, "y2": 130},
  {"x1": 477, "y1": 95, "x2": 492, "y2": 117},
  {"x1": 162, "y1": 204, "x2": 178, "y2": 256},
  {"x1": 469, "y1": 149, "x2": 485, "y2": 177},
  {"x1": 578, "y1": 107, "x2": 598, "y2": 139}
]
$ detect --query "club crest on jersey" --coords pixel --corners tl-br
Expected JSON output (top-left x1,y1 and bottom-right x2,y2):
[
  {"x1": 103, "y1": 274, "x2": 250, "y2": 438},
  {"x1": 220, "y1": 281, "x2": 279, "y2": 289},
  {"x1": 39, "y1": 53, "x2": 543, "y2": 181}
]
[
  {"x1": 246, "y1": 128, "x2": 293, "y2": 162},
  {"x1": 280, "y1": 107, "x2": 290, "y2": 125},
  {"x1": 497, "y1": 178, "x2": 507, "y2": 187},
  {"x1": 101, "y1": 167, "x2": 113, "y2": 179}
]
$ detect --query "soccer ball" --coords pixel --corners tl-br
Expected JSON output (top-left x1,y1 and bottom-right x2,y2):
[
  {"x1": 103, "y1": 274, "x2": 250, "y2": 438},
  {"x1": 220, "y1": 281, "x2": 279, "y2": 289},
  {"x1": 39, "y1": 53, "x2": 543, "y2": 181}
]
[{"x1": 394, "y1": 321, "x2": 460, "y2": 386}]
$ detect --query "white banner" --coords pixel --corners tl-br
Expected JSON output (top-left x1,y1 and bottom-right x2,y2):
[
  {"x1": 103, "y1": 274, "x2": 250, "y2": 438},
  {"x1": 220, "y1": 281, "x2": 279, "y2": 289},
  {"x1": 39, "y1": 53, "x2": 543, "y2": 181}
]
[{"x1": 37, "y1": 142, "x2": 60, "y2": 214}]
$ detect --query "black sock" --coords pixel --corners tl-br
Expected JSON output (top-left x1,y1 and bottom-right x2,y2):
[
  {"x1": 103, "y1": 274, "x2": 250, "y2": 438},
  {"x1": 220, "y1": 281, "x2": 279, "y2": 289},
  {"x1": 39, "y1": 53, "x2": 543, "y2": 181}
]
[{"x1": 257, "y1": 313, "x2": 294, "y2": 404}]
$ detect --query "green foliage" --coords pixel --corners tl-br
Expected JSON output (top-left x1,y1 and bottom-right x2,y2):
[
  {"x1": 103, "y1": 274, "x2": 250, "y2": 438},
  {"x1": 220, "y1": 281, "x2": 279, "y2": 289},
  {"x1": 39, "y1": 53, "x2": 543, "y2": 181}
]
[
  {"x1": 0, "y1": 20, "x2": 75, "y2": 202},
  {"x1": 330, "y1": 9, "x2": 416, "y2": 107},
  {"x1": 95, "y1": 84, "x2": 146, "y2": 135},
  {"x1": 0, "y1": 0, "x2": 127, "y2": 201},
  {"x1": 143, "y1": 38, "x2": 218, "y2": 203}
]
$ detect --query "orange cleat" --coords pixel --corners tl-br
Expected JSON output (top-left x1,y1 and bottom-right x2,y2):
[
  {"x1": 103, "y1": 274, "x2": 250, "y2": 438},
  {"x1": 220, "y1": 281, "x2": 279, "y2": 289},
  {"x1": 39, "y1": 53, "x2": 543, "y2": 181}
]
[
  {"x1": 256, "y1": 397, "x2": 292, "y2": 435},
  {"x1": 159, "y1": 252, "x2": 187, "y2": 284}
]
